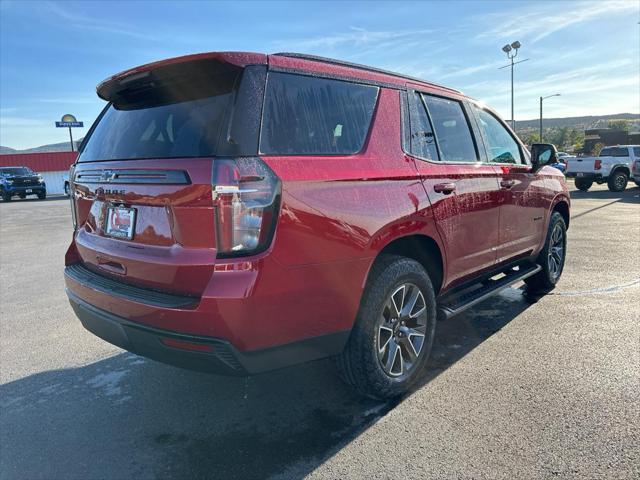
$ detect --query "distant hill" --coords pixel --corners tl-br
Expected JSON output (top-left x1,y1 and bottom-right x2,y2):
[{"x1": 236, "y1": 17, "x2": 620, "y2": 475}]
[
  {"x1": 0, "y1": 139, "x2": 83, "y2": 154},
  {"x1": 515, "y1": 113, "x2": 640, "y2": 131}
]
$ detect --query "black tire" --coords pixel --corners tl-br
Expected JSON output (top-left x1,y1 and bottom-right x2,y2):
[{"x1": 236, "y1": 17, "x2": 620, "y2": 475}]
[
  {"x1": 607, "y1": 170, "x2": 628, "y2": 192},
  {"x1": 337, "y1": 255, "x2": 437, "y2": 399},
  {"x1": 524, "y1": 211, "x2": 567, "y2": 293},
  {"x1": 574, "y1": 178, "x2": 592, "y2": 191},
  {"x1": 37, "y1": 191, "x2": 46, "y2": 200},
  {"x1": 64, "y1": 182, "x2": 70, "y2": 196},
  {"x1": 2, "y1": 192, "x2": 11, "y2": 202}
]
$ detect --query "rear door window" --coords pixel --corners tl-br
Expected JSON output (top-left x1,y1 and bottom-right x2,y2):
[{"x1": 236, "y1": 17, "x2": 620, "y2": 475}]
[
  {"x1": 260, "y1": 72, "x2": 379, "y2": 155},
  {"x1": 422, "y1": 95, "x2": 478, "y2": 162},
  {"x1": 407, "y1": 92, "x2": 439, "y2": 161},
  {"x1": 472, "y1": 106, "x2": 523, "y2": 164},
  {"x1": 633, "y1": 147, "x2": 640, "y2": 157}
]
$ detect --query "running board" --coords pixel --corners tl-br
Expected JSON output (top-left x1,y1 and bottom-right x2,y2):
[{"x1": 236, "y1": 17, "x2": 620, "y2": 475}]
[{"x1": 437, "y1": 264, "x2": 542, "y2": 321}]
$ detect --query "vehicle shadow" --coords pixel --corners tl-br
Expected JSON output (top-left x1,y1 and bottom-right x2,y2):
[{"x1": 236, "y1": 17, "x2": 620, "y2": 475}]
[
  {"x1": 569, "y1": 183, "x2": 640, "y2": 207},
  {"x1": 0, "y1": 287, "x2": 534, "y2": 480}
]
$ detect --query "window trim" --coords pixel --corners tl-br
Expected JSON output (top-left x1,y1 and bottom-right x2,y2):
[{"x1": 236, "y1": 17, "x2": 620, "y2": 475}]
[
  {"x1": 469, "y1": 101, "x2": 530, "y2": 167},
  {"x1": 258, "y1": 70, "x2": 381, "y2": 157}
]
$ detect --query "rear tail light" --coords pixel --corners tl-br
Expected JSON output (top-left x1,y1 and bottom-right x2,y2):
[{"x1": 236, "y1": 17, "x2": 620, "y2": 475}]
[
  {"x1": 212, "y1": 157, "x2": 281, "y2": 257},
  {"x1": 69, "y1": 167, "x2": 77, "y2": 230},
  {"x1": 594, "y1": 159, "x2": 602, "y2": 170}
]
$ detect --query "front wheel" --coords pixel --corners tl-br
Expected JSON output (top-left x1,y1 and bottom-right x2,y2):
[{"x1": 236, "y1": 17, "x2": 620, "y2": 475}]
[
  {"x1": 607, "y1": 171, "x2": 628, "y2": 192},
  {"x1": 574, "y1": 178, "x2": 592, "y2": 191},
  {"x1": 337, "y1": 255, "x2": 437, "y2": 399},
  {"x1": 37, "y1": 191, "x2": 46, "y2": 200},
  {"x1": 525, "y1": 212, "x2": 567, "y2": 293}
]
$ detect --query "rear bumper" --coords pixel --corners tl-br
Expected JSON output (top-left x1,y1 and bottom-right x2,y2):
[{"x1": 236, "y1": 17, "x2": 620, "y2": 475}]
[
  {"x1": 67, "y1": 289, "x2": 349, "y2": 375},
  {"x1": 566, "y1": 172, "x2": 602, "y2": 180}
]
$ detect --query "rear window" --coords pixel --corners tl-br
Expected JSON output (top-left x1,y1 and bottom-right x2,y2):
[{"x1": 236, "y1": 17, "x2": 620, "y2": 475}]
[
  {"x1": 78, "y1": 62, "x2": 265, "y2": 162},
  {"x1": 260, "y1": 72, "x2": 379, "y2": 155},
  {"x1": 599, "y1": 147, "x2": 629, "y2": 157}
]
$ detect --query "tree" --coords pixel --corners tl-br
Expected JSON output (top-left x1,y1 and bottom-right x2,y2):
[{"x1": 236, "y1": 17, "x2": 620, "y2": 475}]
[{"x1": 609, "y1": 120, "x2": 630, "y2": 132}]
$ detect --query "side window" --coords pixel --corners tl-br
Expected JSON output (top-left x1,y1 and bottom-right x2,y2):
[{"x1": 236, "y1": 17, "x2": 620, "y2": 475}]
[
  {"x1": 408, "y1": 92, "x2": 439, "y2": 161},
  {"x1": 633, "y1": 147, "x2": 640, "y2": 157},
  {"x1": 260, "y1": 72, "x2": 379, "y2": 155},
  {"x1": 473, "y1": 106, "x2": 523, "y2": 164},
  {"x1": 422, "y1": 95, "x2": 478, "y2": 162}
]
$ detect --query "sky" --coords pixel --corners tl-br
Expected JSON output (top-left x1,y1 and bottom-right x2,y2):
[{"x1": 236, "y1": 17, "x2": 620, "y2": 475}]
[{"x1": 0, "y1": 0, "x2": 639, "y2": 150}]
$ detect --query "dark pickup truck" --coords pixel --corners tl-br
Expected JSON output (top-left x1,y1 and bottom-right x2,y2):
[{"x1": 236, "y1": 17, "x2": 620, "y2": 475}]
[{"x1": 0, "y1": 166, "x2": 47, "y2": 201}]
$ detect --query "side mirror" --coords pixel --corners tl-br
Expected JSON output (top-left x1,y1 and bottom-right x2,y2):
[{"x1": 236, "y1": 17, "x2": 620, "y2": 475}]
[{"x1": 530, "y1": 143, "x2": 557, "y2": 171}]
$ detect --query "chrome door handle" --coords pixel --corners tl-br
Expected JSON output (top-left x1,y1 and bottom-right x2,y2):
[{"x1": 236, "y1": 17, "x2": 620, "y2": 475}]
[
  {"x1": 434, "y1": 182, "x2": 456, "y2": 194},
  {"x1": 500, "y1": 179, "x2": 516, "y2": 189}
]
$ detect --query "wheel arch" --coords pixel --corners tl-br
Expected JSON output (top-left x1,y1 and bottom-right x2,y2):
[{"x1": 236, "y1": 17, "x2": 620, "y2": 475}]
[
  {"x1": 610, "y1": 164, "x2": 630, "y2": 177},
  {"x1": 371, "y1": 234, "x2": 445, "y2": 295},
  {"x1": 552, "y1": 198, "x2": 570, "y2": 230}
]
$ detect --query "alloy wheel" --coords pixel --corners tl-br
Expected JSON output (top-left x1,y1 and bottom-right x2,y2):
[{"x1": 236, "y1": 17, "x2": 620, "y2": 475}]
[
  {"x1": 377, "y1": 283, "x2": 428, "y2": 378},
  {"x1": 548, "y1": 224, "x2": 565, "y2": 280}
]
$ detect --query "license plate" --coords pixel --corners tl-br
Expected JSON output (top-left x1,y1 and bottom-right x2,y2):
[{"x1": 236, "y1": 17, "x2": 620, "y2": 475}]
[
  {"x1": 25, "y1": 189, "x2": 32, "y2": 193},
  {"x1": 106, "y1": 206, "x2": 136, "y2": 240},
  {"x1": 577, "y1": 173, "x2": 584, "y2": 177}
]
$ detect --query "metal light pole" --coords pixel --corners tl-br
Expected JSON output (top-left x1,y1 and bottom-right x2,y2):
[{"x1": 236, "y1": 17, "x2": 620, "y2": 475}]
[
  {"x1": 499, "y1": 41, "x2": 529, "y2": 130},
  {"x1": 539, "y1": 94, "x2": 560, "y2": 142}
]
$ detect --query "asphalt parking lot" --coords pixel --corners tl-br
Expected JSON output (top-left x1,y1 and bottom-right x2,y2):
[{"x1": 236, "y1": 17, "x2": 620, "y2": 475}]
[{"x1": 1, "y1": 184, "x2": 639, "y2": 480}]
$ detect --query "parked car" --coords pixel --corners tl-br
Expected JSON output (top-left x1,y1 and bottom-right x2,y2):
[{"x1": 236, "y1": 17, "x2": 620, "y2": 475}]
[
  {"x1": 64, "y1": 52, "x2": 570, "y2": 399},
  {"x1": 0, "y1": 166, "x2": 47, "y2": 201},
  {"x1": 550, "y1": 160, "x2": 566, "y2": 173},
  {"x1": 63, "y1": 172, "x2": 71, "y2": 196},
  {"x1": 566, "y1": 145, "x2": 640, "y2": 192}
]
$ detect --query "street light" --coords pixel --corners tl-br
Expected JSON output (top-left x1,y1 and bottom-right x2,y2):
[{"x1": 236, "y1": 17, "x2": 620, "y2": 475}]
[
  {"x1": 539, "y1": 94, "x2": 560, "y2": 142},
  {"x1": 499, "y1": 41, "x2": 529, "y2": 130}
]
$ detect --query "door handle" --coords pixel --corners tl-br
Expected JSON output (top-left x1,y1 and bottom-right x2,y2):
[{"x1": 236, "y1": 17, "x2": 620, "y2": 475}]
[
  {"x1": 434, "y1": 182, "x2": 456, "y2": 194},
  {"x1": 500, "y1": 179, "x2": 516, "y2": 189}
]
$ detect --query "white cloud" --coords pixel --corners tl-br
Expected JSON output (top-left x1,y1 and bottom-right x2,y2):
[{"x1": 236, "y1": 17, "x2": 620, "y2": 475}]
[
  {"x1": 43, "y1": 1, "x2": 159, "y2": 41},
  {"x1": 475, "y1": 0, "x2": 638, "y2": 43},
  {"x1": 271, "y1": 26, "x2": 435, "y2": 51}
]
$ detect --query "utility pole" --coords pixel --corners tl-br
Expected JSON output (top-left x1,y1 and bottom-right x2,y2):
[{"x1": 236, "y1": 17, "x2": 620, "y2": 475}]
[
  {"x1": 539, "y1": 94, "x2": 560, "y2": 142},
  {"x1": 499, "y1": 41, "x2": 529, "y2": 131}
]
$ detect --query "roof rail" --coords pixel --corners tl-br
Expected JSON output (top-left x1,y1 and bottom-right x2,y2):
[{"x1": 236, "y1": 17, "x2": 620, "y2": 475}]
[{"x1": 273, "y1": 52, "x2": 462, "y2": 94}]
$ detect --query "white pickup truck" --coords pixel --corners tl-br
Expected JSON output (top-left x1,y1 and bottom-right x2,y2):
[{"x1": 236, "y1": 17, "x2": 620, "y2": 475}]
[{"x1": 566, "y1": 145, "x2": 640, "y2": 192}]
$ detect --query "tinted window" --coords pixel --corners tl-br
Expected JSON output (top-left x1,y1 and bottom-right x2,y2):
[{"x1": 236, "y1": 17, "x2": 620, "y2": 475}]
[
  {"x1": 634, "y1": 147, "x2": 640, "y2": 157},
  {"x1": 473, "y1": 107, "x2": 522, "y2": 164},
  {"x1": 599, "y1": 147, "x2": 629, "y2": 157},
  {"x1": 260, "y1": 73, "x2": 378, "y2": 155},
  {"x1": 408, "y1": 92, "x2": 439, "y2": 161},
  {"x1": 78, "y1": 61, "x2": 261, "y2": 162},
  {"x1": 80, "y1": 95, "x2": 233, "y2": 161},
  {"x1": 423, "y1": 95, "x2": 477, "y2": 162}
]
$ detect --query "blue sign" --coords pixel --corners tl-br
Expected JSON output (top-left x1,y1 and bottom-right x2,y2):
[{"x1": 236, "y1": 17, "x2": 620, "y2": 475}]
[{"x1": 56, "y1": 121, "x2": 83, "y2": 128}]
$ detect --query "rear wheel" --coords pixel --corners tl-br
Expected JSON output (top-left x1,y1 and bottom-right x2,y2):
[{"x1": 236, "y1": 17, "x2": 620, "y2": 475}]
[
  {"x1": 2, "y1": 191, "x2": 11, "y2": 202},
  {"x1": 574, "y1": 178, "x2": 592, "y2": 191},
  {"x1": 607, "y1": 170, "x2": 628, "y2": 192},
  {"x1": 337, "y1": 255, "x2": 437, "y2": 399},
  {"x1": 37, "y1": 191, "x2": 46, "y2": 200},
  {"x1": 525, "y1": 211, "x2": 567, "y2": 293}
]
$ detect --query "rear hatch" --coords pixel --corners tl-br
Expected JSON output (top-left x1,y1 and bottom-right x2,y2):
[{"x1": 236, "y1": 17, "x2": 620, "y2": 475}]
[{"x1": 70, "y1": 54, "x2": 267, "y2": 297}]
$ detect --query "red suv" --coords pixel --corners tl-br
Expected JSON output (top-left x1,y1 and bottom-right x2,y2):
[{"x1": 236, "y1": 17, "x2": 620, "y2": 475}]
[{"x1": 65, "y1": 52, "x2": 570, "y2": 399}]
